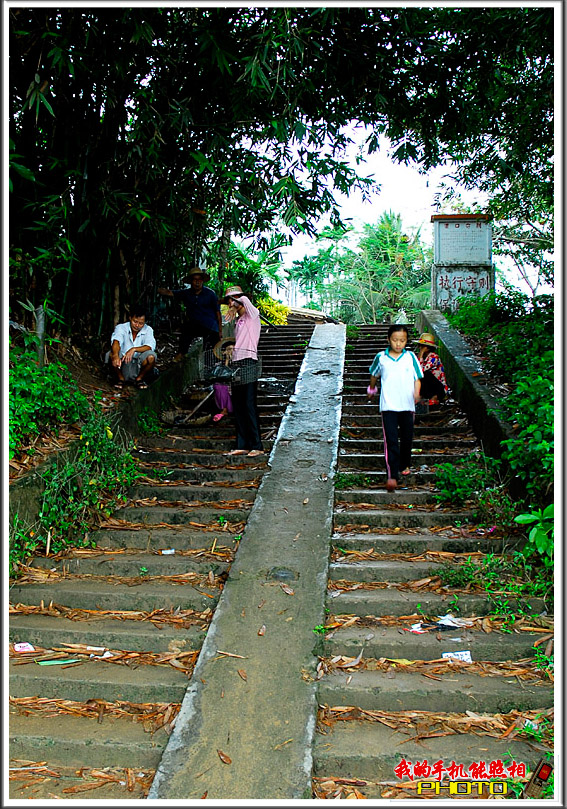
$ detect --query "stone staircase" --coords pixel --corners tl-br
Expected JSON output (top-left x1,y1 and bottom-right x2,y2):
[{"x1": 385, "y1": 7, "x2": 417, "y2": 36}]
[
  {"x1": 9, "y1": 321, "x2": 553, "y2": 799},
  {"x1": 311, "y1": 325, "x2": 553, "y2": 799},
  {"x1": 8, "y1": 323, "x2": 315, "y2": 799}
]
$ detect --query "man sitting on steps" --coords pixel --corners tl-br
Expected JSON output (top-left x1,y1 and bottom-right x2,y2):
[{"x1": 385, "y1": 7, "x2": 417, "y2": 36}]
[{"x1": 107, "y1": 305, "x2": 157, "y2": 390}]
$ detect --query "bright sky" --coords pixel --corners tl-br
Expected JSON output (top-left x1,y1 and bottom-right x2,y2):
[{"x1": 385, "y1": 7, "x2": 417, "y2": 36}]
[
  {"x1": 275, "y1": 130, "x2": 551, "y2": 301},
  {"x1": 278, "y1": 131, "x2": 486, "y2": 266}
]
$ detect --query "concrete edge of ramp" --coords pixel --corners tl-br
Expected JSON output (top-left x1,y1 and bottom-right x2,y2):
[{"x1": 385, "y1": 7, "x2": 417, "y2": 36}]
[{"x1": 148, "y1": 323, "x2": 346, "y2": 800}]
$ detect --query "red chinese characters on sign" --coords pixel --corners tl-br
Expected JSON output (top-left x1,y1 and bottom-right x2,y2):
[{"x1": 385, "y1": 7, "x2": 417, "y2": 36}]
[{"x1": 394, "y1": 758, "x2": 527, "y2": 782}]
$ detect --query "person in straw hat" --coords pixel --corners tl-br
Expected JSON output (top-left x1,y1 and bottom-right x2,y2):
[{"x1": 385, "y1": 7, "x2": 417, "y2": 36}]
[
  {"x1": 222, "y1": 285, "x2": 264, "y2": 457},
  {"x1": 415, "y1": 332, "x2": 448, "y2": 404},
  {"x1": 158, "y1": 267, "x2": 222, "y2": 360}
]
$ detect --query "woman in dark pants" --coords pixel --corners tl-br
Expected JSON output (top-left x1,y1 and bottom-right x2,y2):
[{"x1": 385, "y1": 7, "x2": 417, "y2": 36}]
[{"x1": 222, "y1": 285, "x2": 264, "y2": 457}]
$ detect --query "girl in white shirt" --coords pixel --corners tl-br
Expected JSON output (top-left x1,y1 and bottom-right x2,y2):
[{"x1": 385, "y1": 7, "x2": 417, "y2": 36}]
[{"x1": 367, "y1": 325, "x2": 423, "y2": 492}]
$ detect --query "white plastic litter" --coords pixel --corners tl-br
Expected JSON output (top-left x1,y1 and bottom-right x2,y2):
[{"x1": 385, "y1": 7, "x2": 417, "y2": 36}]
[
  {"x1": 437, "y1": 613, "x2": 473, "y2": 628},
  {"x1": 14, "y1": 642, "x2": 35, "y2": 653},
  {"x1": 407, "y1": 622, "x2": 427, "y2": 634},
  {"x1": 161, "y1": 549, "x2": 175, "y2": 555},
  {"x1": 442, "y1": 650, "x2": 473, "y2": 663}
]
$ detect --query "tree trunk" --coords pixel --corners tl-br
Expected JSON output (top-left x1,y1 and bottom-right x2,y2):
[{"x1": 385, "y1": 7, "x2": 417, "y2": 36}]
[
  {"x1": 217, "y1": 206, "x2": 232, "y2": 295},
  {"x1": 113, "y1": 284, "x2": 120, "y2": 327},
  {"x1": 35, "y1": 304, "x2": 45, "y2": 368}
]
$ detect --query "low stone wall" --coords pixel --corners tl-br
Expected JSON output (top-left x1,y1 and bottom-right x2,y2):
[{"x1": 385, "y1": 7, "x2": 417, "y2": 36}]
[
  {"x1": 416, "y1": 309, "x2": 515, "y2": 461},
  {"x1": 9, "y1": 341, "x2": 203, "y2": 527}
]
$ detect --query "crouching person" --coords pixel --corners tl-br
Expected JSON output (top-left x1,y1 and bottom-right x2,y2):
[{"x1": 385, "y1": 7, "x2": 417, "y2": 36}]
[{"x1": 107, "y1": 306, "x2": 157, "y2": 390}]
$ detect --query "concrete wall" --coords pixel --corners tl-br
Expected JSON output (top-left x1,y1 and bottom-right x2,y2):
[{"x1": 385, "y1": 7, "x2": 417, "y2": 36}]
[
  {"x1": 9, "y1": 341, "x2": 203, "y2": 527},
  {"x1": 416, "y1": 309, "x2": 516, "y2": 468}
]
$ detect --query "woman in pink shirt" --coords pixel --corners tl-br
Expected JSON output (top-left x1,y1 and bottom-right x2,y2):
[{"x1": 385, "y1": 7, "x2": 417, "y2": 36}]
[{"x1": 223, "y1": 286, "x2": 264, "y2": 457}]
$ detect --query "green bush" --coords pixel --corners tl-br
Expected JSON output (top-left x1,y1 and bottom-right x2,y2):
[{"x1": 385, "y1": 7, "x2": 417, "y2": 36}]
[
  {"x1": 9, "y1": 515, "x2": 42, "y2": 576},
  {"x1": 446, "y1": 289, "x2": 553, "y2": 381},
  {"x1": 138, "y1": 410, "x2": 164, "y2": 435},
  {"x1": 434, "y1": 452, "x2": 518, "y2": 529},
  {"x1": 515, "y1": 504, "x2": 554, "y2": 567},
  {"x1": 256, "y1": 295, "x2": 290, "y2": 325},
  {"x1": 36, "y1": 404, "x2": 141, "y2": 556},
  {"x1": 434, "y1": 452, "x2": 502, "y2": 506},
  {"x1": 446, "y1": 291, "x2": 497, "y2": 337},
  {"x1": 497, "y1": 350, "x2": 553, "y2": 504},
  {"x1": 446, "y1": 289, "x2": 554, "y2": 566},
  {"x1": 9, "y1": 348, "x2": 89, "y2": 459}
]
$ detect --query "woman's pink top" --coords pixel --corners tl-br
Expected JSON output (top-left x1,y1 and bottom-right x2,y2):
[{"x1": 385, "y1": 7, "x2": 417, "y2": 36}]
[{"x1": 233, "y1": 296, "x2": 261, "y2": 361}]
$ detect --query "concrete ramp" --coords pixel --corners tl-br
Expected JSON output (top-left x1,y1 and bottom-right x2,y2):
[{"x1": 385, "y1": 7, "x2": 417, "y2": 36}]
[{"x1": 148, "y1": 323, "x2": 346, "y2": 799}]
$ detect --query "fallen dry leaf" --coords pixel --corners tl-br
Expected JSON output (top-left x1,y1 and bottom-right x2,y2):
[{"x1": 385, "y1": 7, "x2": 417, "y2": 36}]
[
  {"x1": 217, "y1": 749, "x2": 232, "y2": 765},
  {"x1": 258, "y1": 624, "x2": 266, "y2": 636},
  {"x1": 237, "y1": 669, "x2": 247, "y2": 681}
]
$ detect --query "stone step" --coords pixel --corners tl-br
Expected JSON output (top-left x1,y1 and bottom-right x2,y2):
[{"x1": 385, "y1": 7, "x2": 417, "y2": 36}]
[
  {"x1": 9, "y1": 712, "x2": 169, "y2": 769},
  {"x1": 341, "y1": 405, "x2": 458, "y2": 418},
  {"x1": 312, "y1": 721, "x2": 543, "y2": 782},
  {"x1": 9, "y1": 579, "x2": 220, "y2": 613},
  {"x1": 338, "y1": 453, "x2": 468, "y2": 469},
  {"x1": 9, "y1": 658, "x2": 189, "y2": 704},
  {"x1": 341, "y1": 413, "x2": 460, "y2": 427},
  {"x1": 133, "y1": 449, "x2": 269, "y2": 466},
  {"x1": 340, "y1": 438, "x2": 476, "y2": 451},
  {"x1": 8, "y1": 762, "x2": 154, "y2": 800},
  {"x1": 91, "y1": 528, "x2": 241, "y2": 550},
  {"x1": 135, "y1": 467, "x2": 263, "y2": 484},
  {"x1": 115, "y1": 505, "x2": 251, "y2": 525},
  {"x1": 328, "y1": 559, "x2": 456, "y2": 583},
  {"x1": 317, "y1": 624, "x2": 547, "y2": 662},
  {"x1": 335, "y1": 489, "x2": 435, "y2": 505},
  {"x1": 316, "y1": 669, "x2": 552, "y2": 714},
  {"x1": 326, "y1": 587, "x2": 545, "y2": 617},
  {"x1": 339, "y1": 424, "x2": 473, "y2": 437},
  {"x1": 330, "y1": 532, "x2": 523, "y2": 554},
  {"x1": 333, "y1": 508, "x2": 473, "y2": 529},
  {"x1": 26, "y1": 552, "x2": 231, "y2": 577},
  {"x1": 335, "y1": 470, "x2": 437, "y2": 487},
  {"x1": 9, "y1": 614, "x2": 207, "y2": 654},
  {"x1": 137, "y1": 437, "x2": 263, "y2": 452},
  {"x1": 127, "y1": 484, "x2": 258, "y2": 503}
]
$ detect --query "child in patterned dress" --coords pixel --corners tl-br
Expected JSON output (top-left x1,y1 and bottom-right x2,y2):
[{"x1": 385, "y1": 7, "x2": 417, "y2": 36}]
[{"x1": 415, "y1": 333, "x2": 449, "y2": 404}]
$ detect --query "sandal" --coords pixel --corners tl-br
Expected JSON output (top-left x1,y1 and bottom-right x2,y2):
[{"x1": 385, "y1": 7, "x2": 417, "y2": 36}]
[
  {"x1": 247, "y1": 449, "x2": 265, "y2": 457},
  {"x1": 226, "y1": 449, "x2": 248, "y2": 456},
  {"x1": 113, "y1": 381, "x2": 124, "y2": 390},
  {"x1": 134, "y1": 379, "x2": 149, "y2": 389},
  {"x1": 213, "y1": 412, "x2": 225, "y2": 423},
  {"x1": 401, "y1": 468, "x2": 411, "y2": 476}
]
